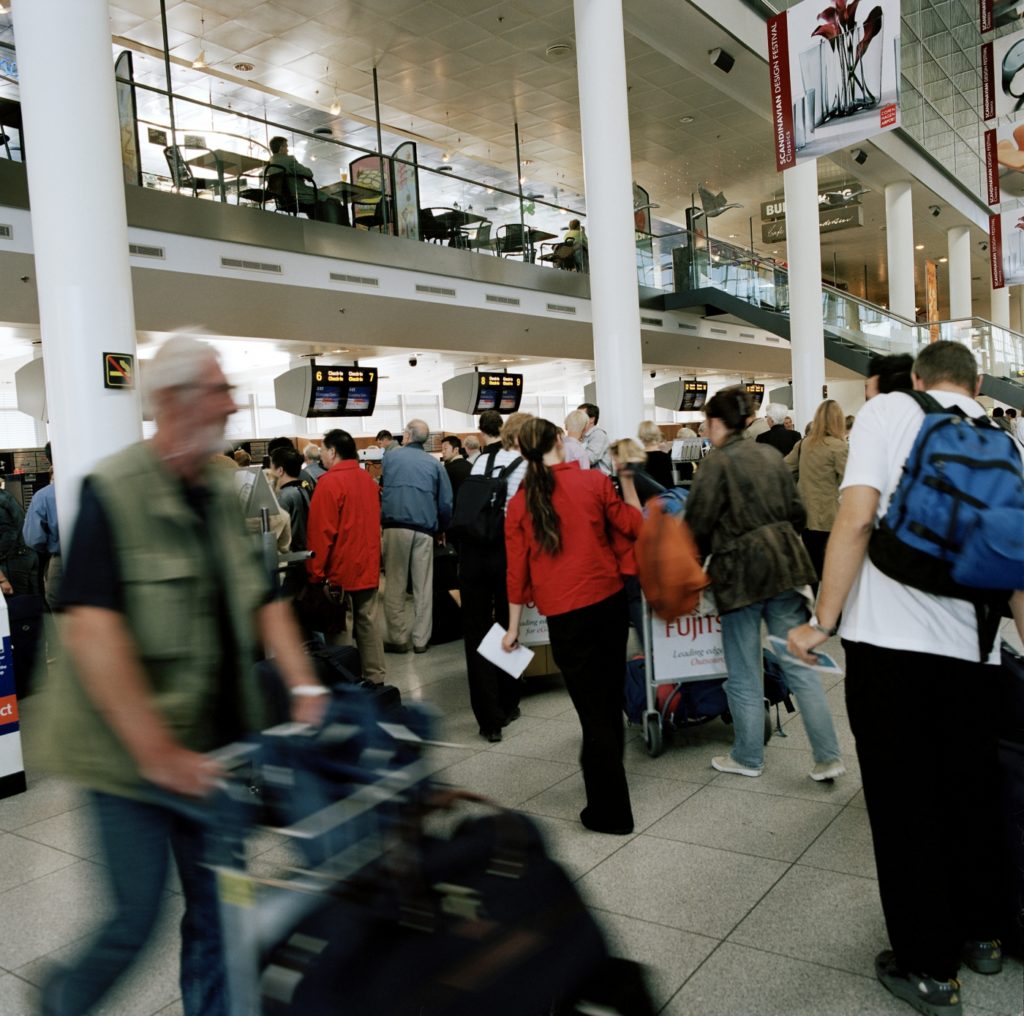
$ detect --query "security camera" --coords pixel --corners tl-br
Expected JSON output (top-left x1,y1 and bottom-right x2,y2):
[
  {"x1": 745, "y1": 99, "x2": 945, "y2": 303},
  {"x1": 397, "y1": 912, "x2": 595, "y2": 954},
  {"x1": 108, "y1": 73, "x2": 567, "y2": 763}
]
[
  {"x1": 929, "y1": 205, "x2": 941, "y2": 217},
  {"x1": 408, "y1": 355, "x2": 418, "y2": 367},
  {"x1": 650, "y1": 370, "x2": 657, "y2": 378}
]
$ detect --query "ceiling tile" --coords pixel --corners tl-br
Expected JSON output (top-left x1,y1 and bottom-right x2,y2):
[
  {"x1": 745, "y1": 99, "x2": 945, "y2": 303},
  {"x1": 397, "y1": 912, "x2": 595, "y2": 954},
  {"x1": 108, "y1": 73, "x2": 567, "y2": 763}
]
[{"x1": 203, "y1": 22, "x2": 271, "y2": 52}]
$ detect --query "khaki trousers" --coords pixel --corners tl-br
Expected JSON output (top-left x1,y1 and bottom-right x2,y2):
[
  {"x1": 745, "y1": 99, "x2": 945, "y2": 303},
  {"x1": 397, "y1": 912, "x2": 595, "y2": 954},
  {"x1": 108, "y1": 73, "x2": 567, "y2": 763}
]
[
  {"x1": 382, "y1": 528, "x2": 434, "y2": 650},
  {"x1": 348, "y1": 587, "x2": 385, "y2": 683}
]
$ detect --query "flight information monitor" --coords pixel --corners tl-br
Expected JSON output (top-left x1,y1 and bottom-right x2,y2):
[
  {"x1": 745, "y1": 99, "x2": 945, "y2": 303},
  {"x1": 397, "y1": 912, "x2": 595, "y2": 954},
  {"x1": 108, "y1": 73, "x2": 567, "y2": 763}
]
[
  {"x1": 274, "y1": 364, "x2": 379, "y2": 419},
  {"x1": 473, "y1": 373, "x2": 523, "y2": 414},
  {"x1": 679, "y1": 380, "x2": 708, "y2": 411},
  {"x1": 744, "y1": 382, "x2": 766, "y2": 410}
]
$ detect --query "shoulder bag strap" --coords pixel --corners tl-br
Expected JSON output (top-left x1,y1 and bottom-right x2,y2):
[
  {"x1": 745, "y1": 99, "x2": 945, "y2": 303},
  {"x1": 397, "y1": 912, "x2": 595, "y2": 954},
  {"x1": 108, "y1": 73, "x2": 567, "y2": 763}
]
[{"x1": 483, "y1": 446, "x2": 502, "y2": 478}]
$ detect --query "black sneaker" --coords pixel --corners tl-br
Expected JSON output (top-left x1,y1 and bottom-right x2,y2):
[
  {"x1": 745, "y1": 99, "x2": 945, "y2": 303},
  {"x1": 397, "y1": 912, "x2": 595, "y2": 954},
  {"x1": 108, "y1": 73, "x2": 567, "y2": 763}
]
[
  {"x1": 875, "y1": 950, "x2": 962, "y2": 1015},
  {"x1": 962, "y1": 939, "x2": 1002, "y2": 975}
]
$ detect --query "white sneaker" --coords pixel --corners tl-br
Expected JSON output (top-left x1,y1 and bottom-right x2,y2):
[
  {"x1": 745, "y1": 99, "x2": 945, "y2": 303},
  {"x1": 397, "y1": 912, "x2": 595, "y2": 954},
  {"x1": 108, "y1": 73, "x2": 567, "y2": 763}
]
[
  {"x1": 809, "y1": 759, "x2": 846, "y2": 781},
  {"x1": 711, "y1": 754, "x2": 763, "y2": 778}
]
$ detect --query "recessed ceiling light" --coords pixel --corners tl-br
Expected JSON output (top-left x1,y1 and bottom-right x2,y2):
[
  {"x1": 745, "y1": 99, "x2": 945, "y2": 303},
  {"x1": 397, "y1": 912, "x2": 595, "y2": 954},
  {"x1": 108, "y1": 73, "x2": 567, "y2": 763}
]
[
  {"x1": 545, "y1": 41, "x2": 573, "y2": 58},
  {"x1": 938, "y1": 256, "x2": 948, "y2": 263},
  {"x1": 728, "y1": 233, "x2": 738, "y2": 239},
  {"x1": 233, "y1": 61, "x2": 255, "y2": 72},
  {"x1": 522, "y1": 159, "x2": 534, "y2": 166},
  {"x1": 679, "y1": 115, "x2": 695, "y2": 124},
  {"x1": 915, "y1": 243, "x2": 925, "y2": 250}
]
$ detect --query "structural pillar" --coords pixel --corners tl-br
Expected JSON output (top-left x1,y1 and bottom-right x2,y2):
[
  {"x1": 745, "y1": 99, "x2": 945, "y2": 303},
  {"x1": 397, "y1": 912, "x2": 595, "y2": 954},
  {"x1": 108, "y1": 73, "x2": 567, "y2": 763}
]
[
  {"x1": 13, "y1": 0, "x2": 142, "y2": 537},
  {"x1": 573, "y1": 0, "x2": 644, "y2": 438},
  {"x1": 990, "y1": 284, "x2": 1010, "y2": 328},
  {"x1": 783, "y1": 159, "x2": 826, "y2": 430},
  {"x1": 947, "y1": 225, "x2": 972, "y2": 320},
  {"x1": 884, "y1": 182, "x2": 916, "y2": 320},
  {"x1": 1011, "y1": 287, "x2": 1022, "y2": 334}
]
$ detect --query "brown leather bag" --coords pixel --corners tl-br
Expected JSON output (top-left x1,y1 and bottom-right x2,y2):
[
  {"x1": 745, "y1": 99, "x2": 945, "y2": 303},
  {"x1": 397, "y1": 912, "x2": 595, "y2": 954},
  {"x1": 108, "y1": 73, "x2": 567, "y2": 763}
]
[{"x1": 634, "y1": 495, "x2": 709, "y2": 621}]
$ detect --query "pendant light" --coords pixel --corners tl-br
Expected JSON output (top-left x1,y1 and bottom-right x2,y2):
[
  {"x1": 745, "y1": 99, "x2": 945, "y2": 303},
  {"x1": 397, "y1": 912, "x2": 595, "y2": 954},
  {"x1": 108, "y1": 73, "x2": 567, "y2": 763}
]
[{"x1": 192, "y1": 14, "x2": 207, "y2": 69}]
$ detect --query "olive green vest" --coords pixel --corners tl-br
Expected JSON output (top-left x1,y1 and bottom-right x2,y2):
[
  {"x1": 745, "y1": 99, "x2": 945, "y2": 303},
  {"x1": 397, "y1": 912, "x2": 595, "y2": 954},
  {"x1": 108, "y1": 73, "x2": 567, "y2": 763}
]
[{"x1": 46, "y1": 442, "x2": 269, "y2": 796}]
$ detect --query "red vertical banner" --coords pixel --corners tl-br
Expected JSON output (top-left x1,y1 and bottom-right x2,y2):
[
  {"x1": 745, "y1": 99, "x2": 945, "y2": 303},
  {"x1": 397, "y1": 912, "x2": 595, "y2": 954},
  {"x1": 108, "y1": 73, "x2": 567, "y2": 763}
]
[
  {"x1": 925, "y1": 260, "x2": 940, "y2": 341},
  {"x1": 982, "y1": 42, "x2": 996, "y2": 120},
  {"x1": 981, "y1": 0, "x2": 992, "y2": 33},
  {"x1": 985, "y1": 128, "x2": 1001, "y2": 205},
  {"x1": 990, "y1": 213, "x2": 1005, "y2": 289},
  {"x1": 768, "y1": 13, "x2": 794, "y2": 172}
]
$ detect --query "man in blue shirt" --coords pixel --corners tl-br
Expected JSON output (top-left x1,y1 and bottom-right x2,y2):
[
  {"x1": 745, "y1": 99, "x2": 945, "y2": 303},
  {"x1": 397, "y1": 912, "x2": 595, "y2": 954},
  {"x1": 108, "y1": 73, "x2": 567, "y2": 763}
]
[
  {"x1": 380, "y1": 420, "x2": 452, "y2": 654},
  {"x1": 23, "y1": 442, "x2": 60, "y2": 609}
]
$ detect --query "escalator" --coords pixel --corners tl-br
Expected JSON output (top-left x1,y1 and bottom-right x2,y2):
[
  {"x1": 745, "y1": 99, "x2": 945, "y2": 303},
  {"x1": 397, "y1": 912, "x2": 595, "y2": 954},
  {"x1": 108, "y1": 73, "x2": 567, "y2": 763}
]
[{"x1": 647, "y1": 236, "x2": 1024, "y2": 406}]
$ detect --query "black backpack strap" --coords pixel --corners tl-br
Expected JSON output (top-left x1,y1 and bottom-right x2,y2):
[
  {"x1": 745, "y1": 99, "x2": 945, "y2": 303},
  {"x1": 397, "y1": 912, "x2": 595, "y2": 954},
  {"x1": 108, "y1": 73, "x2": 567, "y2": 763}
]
[
  {"x1": 497, "y1": 455, "x2": 523, "y2": 481},
  {"x1": 482, "y1": 446, "x2": 503, "y2": 478},
  {"x1": 899, "y1": 389, "x2": 946, "y2": 415}
]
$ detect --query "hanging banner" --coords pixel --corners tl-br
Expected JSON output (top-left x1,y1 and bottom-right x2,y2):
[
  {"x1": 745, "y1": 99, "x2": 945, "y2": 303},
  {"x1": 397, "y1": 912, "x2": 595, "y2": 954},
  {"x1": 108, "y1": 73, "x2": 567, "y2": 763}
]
[
  {"x1": 114, "y1": 51, "x2": 142, "y2": 187},
  {"x1": 761, "y1": 205, "x2": 863, "y2": 242},
  {"x1": 981, "y1": 0, "x2": 1024, "y2": 34},
  {"x1": 768, "y1": 0, "x2": 901, "y2": 172},
  {"x1": 926, "y1": 260, "x2": 940, "y2": 341},
  {"x1": 982, "y1": 29, "x2": 1024, "y2": 122},
  {"x1": 990, "y1": 211, "x2": 1006, "y2": 288},
  {"x1": 391, "y1": 141, "x2": 420, "y2": 242},
  {"x1": 983, "y1": 121, "x2": 1024, "y2": 204}
]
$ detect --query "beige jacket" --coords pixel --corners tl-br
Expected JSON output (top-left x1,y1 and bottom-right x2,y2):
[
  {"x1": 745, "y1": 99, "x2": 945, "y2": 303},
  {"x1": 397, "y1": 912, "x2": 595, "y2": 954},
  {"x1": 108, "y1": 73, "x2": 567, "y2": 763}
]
[{"x1": 784, "y1": 435, "x2": 848, "y2": 532}]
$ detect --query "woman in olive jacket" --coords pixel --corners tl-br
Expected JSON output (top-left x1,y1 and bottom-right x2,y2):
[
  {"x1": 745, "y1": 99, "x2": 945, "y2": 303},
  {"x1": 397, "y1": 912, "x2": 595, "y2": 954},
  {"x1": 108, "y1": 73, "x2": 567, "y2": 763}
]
[
  {"x1": 784, "y1": 399, "x2": 848, "y2": 582},
  {"x1": 684, "y1": 387, "x2": 844, "y2": 781}
]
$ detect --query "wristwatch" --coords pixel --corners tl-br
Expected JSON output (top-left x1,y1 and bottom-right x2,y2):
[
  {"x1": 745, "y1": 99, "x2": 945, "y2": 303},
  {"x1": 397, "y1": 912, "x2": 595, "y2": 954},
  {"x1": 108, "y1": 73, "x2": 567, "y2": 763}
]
[
  {"x1": 290, "y1": 685, "x2": 330, "y2": 697},
  {"x1": 808, "y1": 615, "x2": 838, "y2": 637}
]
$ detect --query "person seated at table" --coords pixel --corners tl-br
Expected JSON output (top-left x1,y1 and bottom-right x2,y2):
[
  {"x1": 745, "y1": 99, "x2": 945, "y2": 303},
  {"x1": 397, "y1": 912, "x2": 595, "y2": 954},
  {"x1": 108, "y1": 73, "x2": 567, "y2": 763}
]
[
  {"x1": 562, "y1": 219, "x2": 588, "y2": 272},
  {"x1": 265, "y1": 137, "x2": 349, "y2": 226}
]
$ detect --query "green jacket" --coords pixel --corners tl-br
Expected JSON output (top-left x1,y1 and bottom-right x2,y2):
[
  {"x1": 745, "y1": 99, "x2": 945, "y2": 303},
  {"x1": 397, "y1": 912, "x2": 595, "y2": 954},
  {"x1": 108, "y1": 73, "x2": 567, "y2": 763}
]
[{"x1": 46, "y1": 442, "x2": 269, "y2": 796}]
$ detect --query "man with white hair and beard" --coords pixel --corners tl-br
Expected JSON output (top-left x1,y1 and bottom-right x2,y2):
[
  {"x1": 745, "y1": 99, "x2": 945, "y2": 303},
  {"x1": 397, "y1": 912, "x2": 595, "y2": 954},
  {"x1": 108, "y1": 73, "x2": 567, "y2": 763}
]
[
  {"x1": 42, "y1": 336, "x2": 324, "y2": 1016},
  {"x1": 756, "y1": 401, "x2": 802, "y2": 455}
]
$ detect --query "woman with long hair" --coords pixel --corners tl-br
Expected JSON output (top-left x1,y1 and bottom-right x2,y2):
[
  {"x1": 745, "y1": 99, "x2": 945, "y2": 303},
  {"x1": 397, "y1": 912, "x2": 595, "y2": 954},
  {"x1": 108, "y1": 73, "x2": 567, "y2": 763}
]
[
  {"x1": 784, "y1": 399, "x2": 849, "y2": 581},
  {"x1": 502, "y1": 418, "x2": 642, "y2": 834},
  {"x1": 637, "y1": 420, "x2": 673, "y2": 488},
  {"x1": 684, "y1": 387, "x2": 844, "y2": 781}
]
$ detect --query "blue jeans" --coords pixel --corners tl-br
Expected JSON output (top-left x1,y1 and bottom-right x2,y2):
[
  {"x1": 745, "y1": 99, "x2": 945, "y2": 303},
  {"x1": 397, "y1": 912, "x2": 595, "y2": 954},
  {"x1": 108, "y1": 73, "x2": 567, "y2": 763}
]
[
  {"x1": 719, "y1": 589, "x2": 841, "y2": 770},
  {"x1": 44, "y1": 791, "x2": 229, "y2": 1016}
]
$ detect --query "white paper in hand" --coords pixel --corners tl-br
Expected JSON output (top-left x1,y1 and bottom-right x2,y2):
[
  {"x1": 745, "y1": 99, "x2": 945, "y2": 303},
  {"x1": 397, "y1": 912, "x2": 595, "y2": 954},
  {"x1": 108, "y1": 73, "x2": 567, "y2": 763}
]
[
  {"x1": 477, "y1": 623, "x2": 535, "y2": 679},
  {"x1": 766, "y1": 636, "x2": 844, "y2": 675}
]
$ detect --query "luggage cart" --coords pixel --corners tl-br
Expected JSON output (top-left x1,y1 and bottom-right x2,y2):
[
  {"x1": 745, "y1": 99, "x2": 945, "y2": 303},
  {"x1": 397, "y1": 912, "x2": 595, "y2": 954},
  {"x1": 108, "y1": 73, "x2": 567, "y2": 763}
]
[{"x1": 637, "y1": 596, "x2": 781, "y2": 758}]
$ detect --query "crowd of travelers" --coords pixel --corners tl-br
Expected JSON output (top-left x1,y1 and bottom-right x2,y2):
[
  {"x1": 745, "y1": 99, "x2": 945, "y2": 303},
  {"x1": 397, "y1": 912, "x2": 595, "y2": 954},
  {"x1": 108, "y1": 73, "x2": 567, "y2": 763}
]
[{"x1": 25, "y1": 337, "x2": 1024, "y2": 1016}]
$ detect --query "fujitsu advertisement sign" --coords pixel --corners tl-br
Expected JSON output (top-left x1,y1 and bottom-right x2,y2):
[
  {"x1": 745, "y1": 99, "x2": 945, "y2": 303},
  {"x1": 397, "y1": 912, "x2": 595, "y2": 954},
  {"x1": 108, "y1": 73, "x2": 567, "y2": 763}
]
[{"x1": 767, "y1": 0, "x2": 901, "y2": 172}]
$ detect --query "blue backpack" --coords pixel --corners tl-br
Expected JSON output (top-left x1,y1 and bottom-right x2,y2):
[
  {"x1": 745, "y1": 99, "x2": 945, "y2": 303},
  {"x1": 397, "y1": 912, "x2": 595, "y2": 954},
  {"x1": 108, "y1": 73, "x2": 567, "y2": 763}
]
[{"x1": 868, "y1": 391, "x2": 1024, "y2": 657}]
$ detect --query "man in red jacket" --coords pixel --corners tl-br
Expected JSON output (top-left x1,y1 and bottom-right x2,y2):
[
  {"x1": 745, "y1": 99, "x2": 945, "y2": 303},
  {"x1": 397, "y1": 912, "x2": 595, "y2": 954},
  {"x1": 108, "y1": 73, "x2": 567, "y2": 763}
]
[{"x1": 306, "y1": 429, "x2": 385, "y2": 683}]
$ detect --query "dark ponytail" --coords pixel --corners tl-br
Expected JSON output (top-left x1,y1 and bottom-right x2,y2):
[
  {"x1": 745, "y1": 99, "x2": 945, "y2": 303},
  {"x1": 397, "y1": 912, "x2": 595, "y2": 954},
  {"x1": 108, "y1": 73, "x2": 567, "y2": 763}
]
[{"x1": 518, "y1": 418, "x2": 562, "y2": 555}]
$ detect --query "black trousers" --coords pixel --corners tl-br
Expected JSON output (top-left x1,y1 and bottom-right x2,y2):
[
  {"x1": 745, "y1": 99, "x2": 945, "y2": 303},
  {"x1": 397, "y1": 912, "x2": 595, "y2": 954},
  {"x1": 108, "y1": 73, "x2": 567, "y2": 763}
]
[
  {"x1": 547, "y1": 591, "x2": 633, "y2": 827},
  {"x1": 460, "y1": 547, "x2": 520, "y2": 733},
  {"x1": 843, "y1": 640, "x2": 1003, "y2": 980}
]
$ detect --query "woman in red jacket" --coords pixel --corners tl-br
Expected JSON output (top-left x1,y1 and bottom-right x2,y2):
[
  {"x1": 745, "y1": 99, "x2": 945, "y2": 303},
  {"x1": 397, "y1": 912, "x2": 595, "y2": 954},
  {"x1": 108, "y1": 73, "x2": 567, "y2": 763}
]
[{"x1": 502, "y1": 418, "x2": 642, "y2": 835}]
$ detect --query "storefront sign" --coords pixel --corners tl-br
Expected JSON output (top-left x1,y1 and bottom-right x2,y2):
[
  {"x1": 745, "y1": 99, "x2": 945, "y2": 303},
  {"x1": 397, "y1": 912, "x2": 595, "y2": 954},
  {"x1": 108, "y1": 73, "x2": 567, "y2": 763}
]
[
  {"x1": 761, "y1": 205, "x2": 862, "y2": 242},
  {"x1": 760, "y1": 185, "x2": 864, "y2": 222}
]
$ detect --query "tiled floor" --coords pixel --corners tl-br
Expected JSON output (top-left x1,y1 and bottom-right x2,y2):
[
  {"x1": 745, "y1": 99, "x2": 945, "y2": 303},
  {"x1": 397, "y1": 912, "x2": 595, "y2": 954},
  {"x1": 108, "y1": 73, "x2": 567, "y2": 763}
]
[{"x1": 2, "y1": 627, "x2": 1022, "y2": 1016}]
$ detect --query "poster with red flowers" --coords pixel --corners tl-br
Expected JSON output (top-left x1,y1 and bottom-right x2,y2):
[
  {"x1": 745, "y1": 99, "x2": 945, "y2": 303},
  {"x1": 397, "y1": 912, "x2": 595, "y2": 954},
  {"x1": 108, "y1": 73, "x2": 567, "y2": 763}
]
[{"x1": 767, "y1": 0, "x2": 901, "y2": 172}]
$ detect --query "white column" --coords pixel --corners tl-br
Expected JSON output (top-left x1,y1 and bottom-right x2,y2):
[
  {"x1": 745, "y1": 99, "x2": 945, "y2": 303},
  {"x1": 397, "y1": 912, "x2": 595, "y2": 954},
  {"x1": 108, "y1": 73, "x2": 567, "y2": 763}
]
[
  {"x1": 884, "y1": 181, "x2": 916, "y2": 320},
  {"x1": 990, "y1": 284, "x2": 1010, "y2": 328},
  {"x1": 783, "y1": 159, "x2": 825, "y2": 430},
  {"x1": 13, "y1": 0, "x2": 142, "y2": 536},
  {"x1": 947, "y1": 225, "x2": 972, "y2": 320},
  {"x1": 573, "y1": 0, "x2": 644, "y2": 439}
]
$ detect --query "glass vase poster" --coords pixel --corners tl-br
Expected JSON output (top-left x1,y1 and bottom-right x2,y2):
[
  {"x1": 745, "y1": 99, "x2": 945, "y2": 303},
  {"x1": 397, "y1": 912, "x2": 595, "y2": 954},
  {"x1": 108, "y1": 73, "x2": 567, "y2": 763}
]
[{"x1": 768, "y1": 0, "x2": 900, "y2": 172}]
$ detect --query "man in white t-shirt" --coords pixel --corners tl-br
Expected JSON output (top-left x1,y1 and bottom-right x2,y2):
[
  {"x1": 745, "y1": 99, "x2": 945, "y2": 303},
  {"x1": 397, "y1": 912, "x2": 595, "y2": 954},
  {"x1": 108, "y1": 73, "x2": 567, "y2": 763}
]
[{"x1": 789, "y1": 341, "x2": 1024, "y2": 1016}]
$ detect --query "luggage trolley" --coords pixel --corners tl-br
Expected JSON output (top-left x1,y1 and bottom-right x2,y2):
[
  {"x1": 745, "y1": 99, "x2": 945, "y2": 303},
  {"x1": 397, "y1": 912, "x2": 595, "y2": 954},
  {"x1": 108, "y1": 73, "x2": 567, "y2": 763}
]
[{"x1": 635, "y1": 596, "x2": 787, "y2": 758}]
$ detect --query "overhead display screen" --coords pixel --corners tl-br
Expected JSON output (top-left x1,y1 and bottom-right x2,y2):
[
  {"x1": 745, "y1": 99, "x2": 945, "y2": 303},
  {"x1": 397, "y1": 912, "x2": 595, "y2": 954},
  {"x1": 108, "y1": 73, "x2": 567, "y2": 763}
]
[
  {"x1": 745, "y1": 382, "x2": 766, "y2": 410},
  {"x1": 473, "y1": 373, "x2": 523, "y2": 415},
  {"x1": 679, "y1": 380, "x2": 708, "y2": 411},
  {"x1": 308, "y1": 366, "x2": 379, "y2": 418}
]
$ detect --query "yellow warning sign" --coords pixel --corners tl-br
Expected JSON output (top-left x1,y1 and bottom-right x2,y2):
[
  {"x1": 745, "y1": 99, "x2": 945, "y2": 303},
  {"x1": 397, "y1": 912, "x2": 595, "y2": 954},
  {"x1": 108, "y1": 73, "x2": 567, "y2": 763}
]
[{"x1": 103, "y1": 352, "x2": 135, "y2": 390}]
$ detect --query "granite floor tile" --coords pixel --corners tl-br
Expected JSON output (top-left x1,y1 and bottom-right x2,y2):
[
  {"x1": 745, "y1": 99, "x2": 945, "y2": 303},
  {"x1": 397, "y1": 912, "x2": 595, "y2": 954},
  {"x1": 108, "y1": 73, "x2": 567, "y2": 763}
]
[
  {"x1": 621, "y1": 732, "x2": 721, "y2": 786},
  {"x1": 0, "y1": 861, "x2": 113, "y2": 970},
  {"x1": 771, "y1": 709, "x2": 857, "y2": 756},
  {"x1": 0, "y1": 972, "x2": 36, "y2": 1016},
  {"x1": 589, "y1": 910, "x2": 718, "y2": 1011},
  {"x1": 491, "y1": 715, "x2": 587, "y2": 765},
  {"x1": 520, "y1": 771, "x2": 703, "y2": 834},
  {"x1": 958, "y1": 959, "x2": 1024, "y2": 1016},
  {"x1": 14, "y1": 804, "x2": 101, "y2": 860},
  {"x1": 0, "y1": 777, "x2": 86, "y2": 833},
  {"x1": 728, "y1": 863, "x2": 888, "y2": 976},
  {"x1": 576, "y1": 836, "x2": 787, "y2": 939},
  {"x1": 661, "y1": 941, "x2": 908, "y2": 1016},
  {"x1": 0, "y1": 831, "x2": 78, "y2": 894},
  {"x1": 798, "y1": 802, "x2": 878, "y2": 878},
  {"x1": 646, "y1": 785, "x2": 842, "y2": 862},
  {"x1": 528, "y1": 814, "x2": 636, "y2": 882},
  {"x1": 706, "y1": 743, "x2": 862, "y2": 806},
  {"x1": 16, "y1": 894, "x2": 185, "y2": 1016},
  {"x1": 431, "y1": 750, "x2": 576, "y2": 808}
]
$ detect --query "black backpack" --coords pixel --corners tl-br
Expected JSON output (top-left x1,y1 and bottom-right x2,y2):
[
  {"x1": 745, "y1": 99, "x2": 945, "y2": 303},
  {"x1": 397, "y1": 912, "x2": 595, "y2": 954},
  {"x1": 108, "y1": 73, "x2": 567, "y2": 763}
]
[{"x1": 449, "y1": 448, "x2": 523, "y2": 544}]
